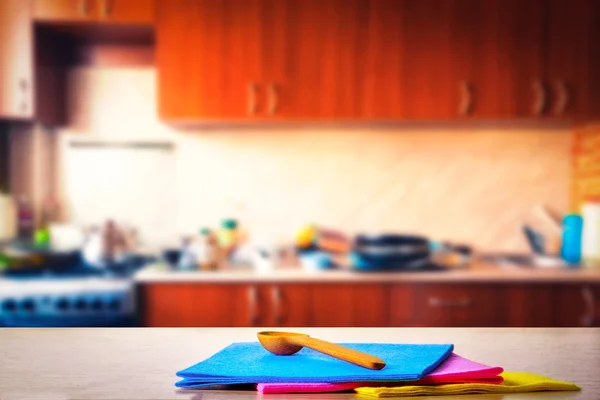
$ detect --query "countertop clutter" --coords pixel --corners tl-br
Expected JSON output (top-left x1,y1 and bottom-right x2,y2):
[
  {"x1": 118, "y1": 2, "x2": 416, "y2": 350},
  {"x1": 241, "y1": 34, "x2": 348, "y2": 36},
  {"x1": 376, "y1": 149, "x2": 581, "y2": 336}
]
[
  {"x1": 0, "y1": 328, "x2": 598, "y2": 400},
  {"x1": 134, "y1": 261, "x2": 600, "y2": 283}
]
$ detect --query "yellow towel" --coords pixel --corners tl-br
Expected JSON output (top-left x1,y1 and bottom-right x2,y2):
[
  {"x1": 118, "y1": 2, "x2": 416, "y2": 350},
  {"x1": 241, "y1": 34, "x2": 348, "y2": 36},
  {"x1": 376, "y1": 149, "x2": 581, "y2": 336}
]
[{"x1": 355, "y1": 372, "x2": 581, "y2": 397}]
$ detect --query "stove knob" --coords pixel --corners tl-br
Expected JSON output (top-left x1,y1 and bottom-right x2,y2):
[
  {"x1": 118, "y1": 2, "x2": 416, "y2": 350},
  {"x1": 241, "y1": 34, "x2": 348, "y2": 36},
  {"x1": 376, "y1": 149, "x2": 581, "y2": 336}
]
[
  {"x1": 22, "y1": 298, "x2": 36, "y2": 312},
  {"x1": 74, "y1": 298, "x2": 88, "y2": 311},
  {"x1": 2, "y1": 299, "x2": 17, "y2": 312},
  {"x1": 56, "y1": 298, "x2": 70, "y2": 312},
  {"x1": 91, "y1": 299, "x2": 103, "y2": 311}
]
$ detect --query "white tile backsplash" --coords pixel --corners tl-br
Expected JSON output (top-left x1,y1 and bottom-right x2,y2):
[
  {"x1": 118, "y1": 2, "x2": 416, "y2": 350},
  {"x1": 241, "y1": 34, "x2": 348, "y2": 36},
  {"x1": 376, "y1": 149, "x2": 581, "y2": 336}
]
[{"x1": 56, "y1": 67, "x2": 572, "y2": 251}]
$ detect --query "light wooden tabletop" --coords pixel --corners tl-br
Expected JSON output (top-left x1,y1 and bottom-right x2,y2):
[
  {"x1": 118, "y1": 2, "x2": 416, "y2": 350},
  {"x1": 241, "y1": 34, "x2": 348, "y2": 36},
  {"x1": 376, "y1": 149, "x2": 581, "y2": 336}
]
[{"x1": 0, "y1": 328, "x2": 598, "y2": 400}]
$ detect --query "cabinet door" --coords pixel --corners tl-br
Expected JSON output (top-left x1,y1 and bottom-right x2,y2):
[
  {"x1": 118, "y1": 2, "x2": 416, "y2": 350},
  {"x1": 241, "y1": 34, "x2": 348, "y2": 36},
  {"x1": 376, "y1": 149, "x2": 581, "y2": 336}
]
[
  {"x1": 544, "y1": 0, "x2": 593, "y2": 119},
  {"x1": 96, "y1": 0, "x2": 154, "y2": 24},
  {"x1": 264, "y1": 0, "x2": 364, "y2": 119},
  {"x1": 497, "y1": 0, "x2": 545, "y2": 118},
  {"x1": 264, "y1": 285, "x2": 311, "y2": 327},
  {"x1": 586, "y1": 1, "x2": 600, "y2": 118},
  {"x1": 33, "y1": 0, "x2": 95, "y2": 21},
  {"x1": 411, "y1": 284, "x2": 503, "y2": 327},
  {"x1": 398, "y1": 0, "x2": 455, "y2": 119},
  {"x1": 156, "y1": 0, "x2": 263, "y2": 121},
  {"x1": 311, "y1": 284, "x2": 388, "y2": 327},
  {"x1": 446, "y1": 0, "x2": 501, "y2": 118},
  {"x1": 0, "y1": 0, "x2": 33, "y2": 120},
  {"x1": 142, "y1": 284, "x2": 240, "y2": 327},
  {"x1": 504, "y1": 285, "x2": 554, "y2": 327},
  {"x1": 554, "y1": 285, "x2": 600, "y2": 327}
]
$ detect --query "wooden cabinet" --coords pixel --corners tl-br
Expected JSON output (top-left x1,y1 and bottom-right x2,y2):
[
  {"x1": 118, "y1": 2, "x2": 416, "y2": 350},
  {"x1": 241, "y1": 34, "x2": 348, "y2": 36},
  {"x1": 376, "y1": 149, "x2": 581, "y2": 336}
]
[
  {"x1": 142, "y1": 284, "x2": 242, "y2": 327},
  {"x1": 554, "y1": 285, "x2": 600, "y2": 327},
  {"x1": 311, "y1": 284, "x2": 389, "y2": 327},
  {"x1": 141, "y1": 282, "x2": 600, "y2": 328},
  {"x1": 0, "y1": 0, "x2": 34, "y2": 120},
  {"x1": 33, "y1": 0, "x2": 154, "y2": 24},
  {"x1": 543, "y1": 0, "x2": 593, "y2": 119},
  {"x1": 154, "y1": 0, "x2": 599, "y2": 122},
  {"x1": 393, "y1": 284, "x2": 504, "y2": 327},
  {"x1": 264, "y1": 0, "x2": 364, "y2": 119},
  {"x1": 156, "y1": 0, "x2": 263, "y2": 121}
]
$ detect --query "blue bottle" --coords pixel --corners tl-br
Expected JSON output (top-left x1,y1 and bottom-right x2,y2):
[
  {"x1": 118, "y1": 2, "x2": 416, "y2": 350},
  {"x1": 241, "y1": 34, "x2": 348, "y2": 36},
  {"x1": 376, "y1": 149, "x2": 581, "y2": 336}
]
[{"x1": 561, "y1": 214, "x2": 583, "y2": 266}]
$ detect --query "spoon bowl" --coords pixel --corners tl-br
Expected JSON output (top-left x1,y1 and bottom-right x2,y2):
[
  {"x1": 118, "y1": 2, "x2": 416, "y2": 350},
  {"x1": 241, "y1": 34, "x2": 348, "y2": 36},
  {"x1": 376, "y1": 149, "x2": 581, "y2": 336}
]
[
  {"x1": 257, "y1": 331, "x2": 386, "y2": 370},
  {"x1": 258, "y1": 331, "x2": 308, "y2": 355}
]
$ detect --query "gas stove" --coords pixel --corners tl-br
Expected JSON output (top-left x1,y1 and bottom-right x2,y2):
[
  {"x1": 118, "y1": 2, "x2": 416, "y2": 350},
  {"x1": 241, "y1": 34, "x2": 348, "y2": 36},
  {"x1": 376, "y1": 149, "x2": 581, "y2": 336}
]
[{"x1": 0, "y1": 259, "x2": 147, "y2": 327}]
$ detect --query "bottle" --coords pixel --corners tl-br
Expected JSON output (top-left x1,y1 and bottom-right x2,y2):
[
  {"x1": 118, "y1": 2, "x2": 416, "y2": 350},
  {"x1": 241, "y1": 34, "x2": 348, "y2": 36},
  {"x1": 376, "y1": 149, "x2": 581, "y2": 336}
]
[
  {"x1": 582, "y1": 199, "x2": 600, "y2": 268},
  {"x1": 16, "y1": 195, "x2": 34, "y2": 242},
  {"x1": 197, "y1": 228, "x2": 221, "y2": 271},
  {"x1": 561, "y1": 214, "x2": 583, "y2": 266},
  {"x1": 218, "y1": 219, "x2": 239, "y2": 261}
]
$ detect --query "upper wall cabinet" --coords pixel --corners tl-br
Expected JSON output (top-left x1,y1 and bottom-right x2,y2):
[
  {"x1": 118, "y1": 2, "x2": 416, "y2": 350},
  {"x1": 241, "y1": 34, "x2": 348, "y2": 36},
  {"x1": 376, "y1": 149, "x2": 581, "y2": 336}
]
[
  {"x1": 0, "y1": 0, "x2": 34, "y2": 120},
  {"x1": 156, "y1": 0, "x2": 365, "y2": 121},
  {"x1": 543, "y1": 0, "x2": 593, "y2": 119},
  {"x1": 33, "y1": 0, "x2": 154, "y2": 24},
  {"x1": 156, "y1": 0, "x2": 264, "y2": 121},
  {"x1": 156, "y1": 0, "x2": 599, "y2": 122}
]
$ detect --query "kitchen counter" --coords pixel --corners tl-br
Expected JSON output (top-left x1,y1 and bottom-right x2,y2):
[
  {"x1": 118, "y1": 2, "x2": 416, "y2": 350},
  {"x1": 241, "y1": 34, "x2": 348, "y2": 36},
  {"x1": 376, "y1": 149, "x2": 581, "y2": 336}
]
[
  {"x1": 134, "y1": 262, "x2": 600, "y2": 283},
  {"x1": 1, "y1": 327, "x2": 598, "y2": 399}
]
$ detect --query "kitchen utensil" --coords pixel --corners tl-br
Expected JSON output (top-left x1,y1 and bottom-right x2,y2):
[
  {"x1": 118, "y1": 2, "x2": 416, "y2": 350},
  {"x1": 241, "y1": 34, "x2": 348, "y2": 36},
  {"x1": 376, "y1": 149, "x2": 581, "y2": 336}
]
[
  {"x1": 522, "y1": 225, "x2": 546, "y2": 255},
  {"x1": 351, "y1": 234, "x2": 431, "y2": 271},
  {"x1": 257, "y1": 331, "x2": 386, "y2": 370}
]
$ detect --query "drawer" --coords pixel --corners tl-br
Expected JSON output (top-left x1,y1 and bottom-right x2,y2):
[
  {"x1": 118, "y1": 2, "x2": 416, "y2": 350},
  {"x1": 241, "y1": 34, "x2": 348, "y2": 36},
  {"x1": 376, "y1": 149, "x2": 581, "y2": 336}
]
[{"x1": 411, "y1": 284, "x2": 504, "y2": 327}]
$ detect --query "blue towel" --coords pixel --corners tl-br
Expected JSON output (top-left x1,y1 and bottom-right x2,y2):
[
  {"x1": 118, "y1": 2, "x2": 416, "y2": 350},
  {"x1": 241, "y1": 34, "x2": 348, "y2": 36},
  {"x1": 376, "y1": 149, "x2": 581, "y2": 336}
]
[{"x1": 176, "y1": 342, "x2": 454, "y2": 388}]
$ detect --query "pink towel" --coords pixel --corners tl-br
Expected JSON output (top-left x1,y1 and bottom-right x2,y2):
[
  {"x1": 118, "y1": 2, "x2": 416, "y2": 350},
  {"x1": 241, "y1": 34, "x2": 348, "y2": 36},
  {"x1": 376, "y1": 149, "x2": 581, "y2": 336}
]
[{"x1": 257, "y1": 353, "x2": 503, "y2": 394}]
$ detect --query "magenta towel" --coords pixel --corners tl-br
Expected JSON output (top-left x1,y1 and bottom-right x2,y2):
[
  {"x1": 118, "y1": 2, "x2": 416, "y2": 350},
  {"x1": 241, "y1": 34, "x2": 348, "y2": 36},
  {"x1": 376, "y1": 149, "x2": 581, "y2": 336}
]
[{"x1": 257, "y1": 353, "x2": 503, "y2": 394}]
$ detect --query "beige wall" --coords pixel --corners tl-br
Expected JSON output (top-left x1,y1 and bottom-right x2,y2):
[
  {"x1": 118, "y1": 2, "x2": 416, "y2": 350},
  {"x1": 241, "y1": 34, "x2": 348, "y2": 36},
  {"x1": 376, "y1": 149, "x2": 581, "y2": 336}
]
[{"x1": 56, "y1": 67, "x2": 572, "y2": 252}]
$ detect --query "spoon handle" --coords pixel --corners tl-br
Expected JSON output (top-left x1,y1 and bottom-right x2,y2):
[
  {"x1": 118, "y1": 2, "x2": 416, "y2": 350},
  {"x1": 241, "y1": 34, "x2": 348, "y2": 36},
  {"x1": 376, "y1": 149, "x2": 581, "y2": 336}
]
[{"x1": 294, "y1": 336, "x2": 386, "y2": 370}]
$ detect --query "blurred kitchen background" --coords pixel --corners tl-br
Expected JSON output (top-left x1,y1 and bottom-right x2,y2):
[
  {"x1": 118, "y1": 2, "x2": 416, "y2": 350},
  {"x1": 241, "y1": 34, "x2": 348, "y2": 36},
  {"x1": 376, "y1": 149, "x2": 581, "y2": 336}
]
[{"x1": 1, "y1": 0, "x2": 599, "y2": 328}]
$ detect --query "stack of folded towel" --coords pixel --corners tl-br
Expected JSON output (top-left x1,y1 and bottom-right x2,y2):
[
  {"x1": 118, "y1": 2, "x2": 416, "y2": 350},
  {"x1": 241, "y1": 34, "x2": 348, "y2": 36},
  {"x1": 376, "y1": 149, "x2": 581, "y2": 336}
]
[{"x1": 176, "y1": 342, "x2": 580, "y2": 397}]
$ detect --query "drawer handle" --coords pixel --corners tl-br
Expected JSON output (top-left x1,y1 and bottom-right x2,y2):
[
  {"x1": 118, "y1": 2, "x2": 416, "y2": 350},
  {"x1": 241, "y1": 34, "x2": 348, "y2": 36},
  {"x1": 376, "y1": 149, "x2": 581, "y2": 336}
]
[
  {"x1": 268, "y1": 83, "x2": 278, "y2": 115},
  {"x1": 101, "y1": 0, "x2": 112, "y2": 18},
  {"x1": 79, "y1": 0, "x2": 89, "y2": 16},
  {"x1": 581, "y1": 286, "x2": 595, "y2": 327},
  {"x1": 532, "y1": 79, "x2": 547, "y2": 116},
  {"x1": 272, "y1": 286, "x2": 284, "y2": 325},
  {"x1": 248, "y1": 286, "x2": 260, "y2": 326},
  {"x1": 247, "y1": 82, "x2": 258, "y2": 116},
  {"x1": 553, "y1": 80, "x2": 569, "y2": 116},
  {"x1": 458, "y1": 81, "x2": 473, "y2": 116},
  {"x1": 428, "y1": 297, "x2": 472, "y2": 308}
]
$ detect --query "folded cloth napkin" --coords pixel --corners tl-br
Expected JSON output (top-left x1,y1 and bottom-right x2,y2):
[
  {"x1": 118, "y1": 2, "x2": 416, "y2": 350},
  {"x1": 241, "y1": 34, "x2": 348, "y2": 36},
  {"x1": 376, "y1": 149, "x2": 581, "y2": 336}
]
[
  {"x1": 257, "y1": 352, "x2": 503, "y2": 394},
  {"x1": 354, "y1": 371, "x2": 581, "y2": 397},
  {"x1": 176, "y1": 342, "x2": 453, "y2": 389}
]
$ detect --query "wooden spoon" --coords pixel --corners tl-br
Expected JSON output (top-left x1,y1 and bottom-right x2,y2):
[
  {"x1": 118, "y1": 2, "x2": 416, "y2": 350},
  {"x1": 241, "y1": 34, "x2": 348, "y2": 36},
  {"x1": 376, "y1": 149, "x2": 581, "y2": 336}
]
[{"x1": 257, "y1": 331, "x2": 386, "y2": 370}]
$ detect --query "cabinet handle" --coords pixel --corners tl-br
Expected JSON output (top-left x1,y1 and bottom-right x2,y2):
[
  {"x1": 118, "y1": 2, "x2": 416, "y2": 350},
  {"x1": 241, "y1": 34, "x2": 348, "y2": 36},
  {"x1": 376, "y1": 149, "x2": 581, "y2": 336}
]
[
  {"x1": 581, "y1": 286, "x2": 596, "y2": 327},
  {"x1": 79, "y1": 0, "x2": 89, "y2": 16},
  {"x1": 272, "y1": 286, "x2": 284, "y2": 326},
  {"x1": 100, "y1": 0, "x2": 111, "y2": 18},
  {"x1": 532, "y1": 79, "x2": 547, "y2": 116},
  {"x1": 428, "y1": 297, "x2": 472, "y2": 308},
  {"x1": 248, "y1": 286, "x2": 260, "y2": 326},
  {"x1": 247, "y1": 82, "x2": 258, "y2": 116},
  {"x1": 268, "y1": 83, "x2": 278, "y2": 115},
  {"x1": 554, "y1": 80, "x2": 569, "y2": 116},
  {"x1": 458, "y1": 81, "x2": 473, "y2": 116}
]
